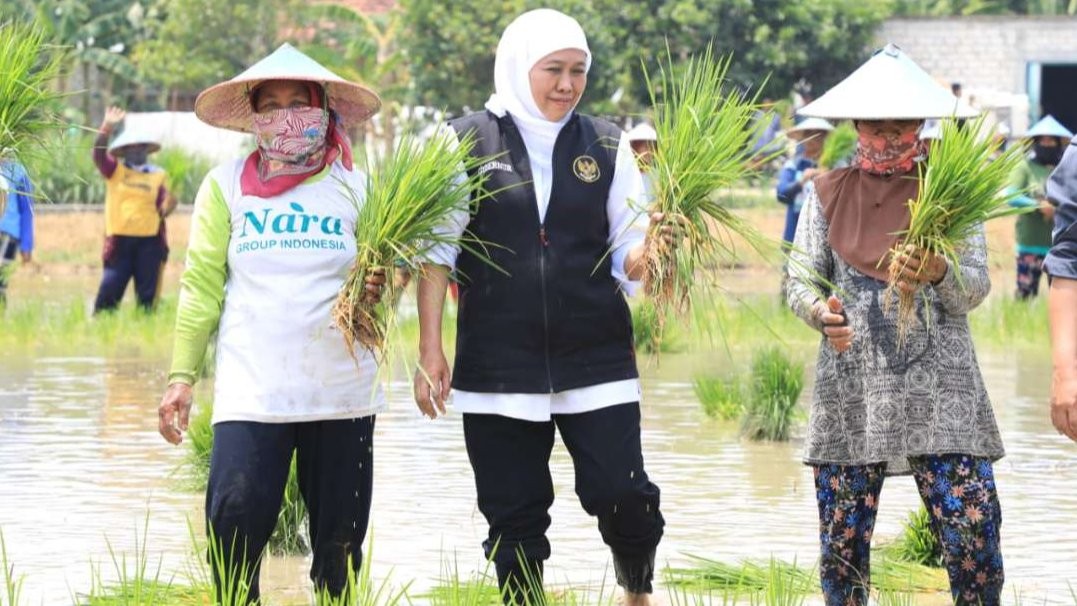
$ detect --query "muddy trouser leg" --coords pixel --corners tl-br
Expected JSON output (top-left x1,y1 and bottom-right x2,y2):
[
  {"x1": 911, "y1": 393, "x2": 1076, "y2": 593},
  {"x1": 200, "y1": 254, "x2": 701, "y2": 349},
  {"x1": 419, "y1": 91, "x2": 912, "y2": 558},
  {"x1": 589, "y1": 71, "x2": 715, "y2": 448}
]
[
  {"x1": 296, "y1": 415, "x2": 376, "y2": 597},
  {"x1": 0, "y1": 234, "x2": 15, "y2": 306},
  {"x1": 131, "y1": 236, "x2": 164, "y2": 310},
  {"x1": 812, "y1": 463, "x2": 886, "y2": 606},
  {"x1": 555, "y1": 402, "x2": 664, "y2": 595},
  {"x1": 206, "y1": 421, "x2": 296, "y2": 605},
  {"x1": 94, "y1": 236, "x2": 135, "y2": 313},
  {"x1": 909, "y1": 454, "x2": 1004, "y2": 606},
  {"x1": 463, "y1": 413, "x2": 555, "y2": 605}
]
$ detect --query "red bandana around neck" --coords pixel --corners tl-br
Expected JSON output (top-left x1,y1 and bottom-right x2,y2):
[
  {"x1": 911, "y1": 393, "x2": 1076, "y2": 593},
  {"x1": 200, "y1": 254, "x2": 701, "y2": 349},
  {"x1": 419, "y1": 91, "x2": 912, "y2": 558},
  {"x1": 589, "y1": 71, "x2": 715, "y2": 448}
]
[{"x1": 239, "y1": 82, "x2": 355, "y2": 198}]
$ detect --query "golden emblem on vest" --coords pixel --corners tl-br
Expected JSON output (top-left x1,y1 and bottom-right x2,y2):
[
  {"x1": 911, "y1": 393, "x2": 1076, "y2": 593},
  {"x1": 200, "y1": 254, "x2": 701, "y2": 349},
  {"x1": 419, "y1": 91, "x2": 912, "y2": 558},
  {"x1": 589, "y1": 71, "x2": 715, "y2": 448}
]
[{"x1": 572, "y1": 155, "x2": 600, "y2": 183}]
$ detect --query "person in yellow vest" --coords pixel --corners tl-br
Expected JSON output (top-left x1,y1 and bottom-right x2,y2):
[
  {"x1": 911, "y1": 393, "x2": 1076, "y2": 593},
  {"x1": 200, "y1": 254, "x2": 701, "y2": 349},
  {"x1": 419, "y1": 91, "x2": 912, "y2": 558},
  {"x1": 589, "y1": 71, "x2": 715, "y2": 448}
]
[{"x1": 93, "y1": 106, "x2": 176, "y2": 313}]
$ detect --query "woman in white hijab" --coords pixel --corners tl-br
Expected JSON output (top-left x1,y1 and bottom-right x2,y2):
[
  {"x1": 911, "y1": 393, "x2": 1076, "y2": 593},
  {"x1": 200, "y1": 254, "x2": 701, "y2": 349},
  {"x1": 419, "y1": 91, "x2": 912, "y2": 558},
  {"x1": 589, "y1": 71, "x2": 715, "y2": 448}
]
[{"x1": 413, "y1": 9, "x2": 668, "y2": 605}]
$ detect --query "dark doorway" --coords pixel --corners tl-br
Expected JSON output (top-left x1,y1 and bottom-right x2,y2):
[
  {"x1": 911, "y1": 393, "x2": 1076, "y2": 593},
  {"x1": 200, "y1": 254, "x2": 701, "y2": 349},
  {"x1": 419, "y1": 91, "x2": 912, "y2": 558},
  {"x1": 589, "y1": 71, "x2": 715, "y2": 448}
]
[{"x1": 1040, "y1": 64, "x2": 1077, "y2": 133}]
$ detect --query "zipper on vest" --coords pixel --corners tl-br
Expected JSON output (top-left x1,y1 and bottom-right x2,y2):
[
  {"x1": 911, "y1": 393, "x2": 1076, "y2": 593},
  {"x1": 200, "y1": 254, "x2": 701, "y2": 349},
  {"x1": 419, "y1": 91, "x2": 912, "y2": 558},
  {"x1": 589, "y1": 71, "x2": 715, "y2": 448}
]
[{"x1": 538, "y1": 224, "x2": 554, "y2": 392}]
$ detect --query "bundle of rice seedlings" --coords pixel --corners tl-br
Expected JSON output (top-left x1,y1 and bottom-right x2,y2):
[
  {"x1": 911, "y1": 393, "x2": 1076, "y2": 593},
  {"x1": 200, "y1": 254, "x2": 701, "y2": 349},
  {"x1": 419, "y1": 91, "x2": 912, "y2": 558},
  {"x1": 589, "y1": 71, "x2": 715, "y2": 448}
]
[
  {"x1": 642, "y1": 47, "x2": 776, "y2": 340},
  {"x1": 819, "y1": 122, "x2": 857, "y2": 169},
  {"x1": 741, "y1": 346, "x2": 804, "y2": 441},
  {"x1": 885, "y1": 116, "x2": 1030, "y2": 343},
  {"x1": 333, "y1": 131, "x2": 496, "y2": 360},
  {"x1": 0, "y1": 20, "x2": 64, "y2": 167},
  {"x1": 884, "y1": 506, "x2": 943, "y2": 568}
]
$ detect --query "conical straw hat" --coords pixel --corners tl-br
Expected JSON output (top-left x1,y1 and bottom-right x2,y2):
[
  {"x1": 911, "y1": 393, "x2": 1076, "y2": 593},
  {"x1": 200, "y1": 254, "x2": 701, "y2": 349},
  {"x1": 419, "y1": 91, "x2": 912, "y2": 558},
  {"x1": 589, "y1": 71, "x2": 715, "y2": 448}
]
[
  {"x1": 1024, "y1": 115, "x2": 1073, "y2": 139},
  {"x1": 786, "y1": 117, "x2": 835, "y2": 140},
  {"x1": 194, "y1": 43, "x2": 381, "y2": 133},
  {"x1": 107, "y1": 128, "x2": 161, "y2": 155},
  {"x1": 626, "y1": 123, "x2": 657, "y2": 142},
  {"x1": 799, "y1": 44, "x2": 978, "y2": 121}
]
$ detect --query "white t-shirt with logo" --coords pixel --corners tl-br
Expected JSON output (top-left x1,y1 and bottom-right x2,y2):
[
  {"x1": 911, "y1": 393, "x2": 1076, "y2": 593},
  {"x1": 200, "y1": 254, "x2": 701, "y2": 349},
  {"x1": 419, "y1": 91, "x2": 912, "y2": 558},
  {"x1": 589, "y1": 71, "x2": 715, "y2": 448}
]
[{"x1": 173, "y1": 159, "x2": 383, "y2": 424}]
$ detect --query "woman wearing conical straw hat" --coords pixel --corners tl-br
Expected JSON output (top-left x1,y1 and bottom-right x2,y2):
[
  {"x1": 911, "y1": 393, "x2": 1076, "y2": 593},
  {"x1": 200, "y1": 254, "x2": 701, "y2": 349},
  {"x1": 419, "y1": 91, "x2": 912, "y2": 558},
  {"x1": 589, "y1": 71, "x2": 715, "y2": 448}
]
[
  {"x1": 155, "y1": 43, "x2": 385, "y2": 602},
  {"x1": 1045, "y1": 138, "x2": 1077, "y2": 443},
  {"x1": 412, "y1": 9, "x2": 675, "y2": 605},
  {"x1": 785, "y1": 44, "x2": 1005, "y2": 605},
  {"x1": 776, "y1": 117, "x2": 835, "y2": 246},
  {"x1": 1008, "y1": 115, "x2": 1073, "y2": 300}
]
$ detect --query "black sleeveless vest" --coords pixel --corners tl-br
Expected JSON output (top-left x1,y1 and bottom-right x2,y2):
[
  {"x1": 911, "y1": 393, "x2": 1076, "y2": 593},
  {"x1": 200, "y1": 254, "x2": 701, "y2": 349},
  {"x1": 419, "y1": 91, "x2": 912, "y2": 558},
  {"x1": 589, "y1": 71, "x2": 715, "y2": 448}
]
[{"x1": 449, "y1": 110, "x2": 638, "y2": 393}]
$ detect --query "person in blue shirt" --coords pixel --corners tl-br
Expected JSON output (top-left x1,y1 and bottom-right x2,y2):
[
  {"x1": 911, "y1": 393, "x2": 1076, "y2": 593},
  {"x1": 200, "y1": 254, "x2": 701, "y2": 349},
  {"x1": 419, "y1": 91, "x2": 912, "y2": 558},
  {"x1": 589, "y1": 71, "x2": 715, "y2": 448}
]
[
  {"x1": 776, "y1": 117, "x2": 834, "y2": 245},
  {"x1": 0, "y1": 158, "x2": 35, "y2": 306}
]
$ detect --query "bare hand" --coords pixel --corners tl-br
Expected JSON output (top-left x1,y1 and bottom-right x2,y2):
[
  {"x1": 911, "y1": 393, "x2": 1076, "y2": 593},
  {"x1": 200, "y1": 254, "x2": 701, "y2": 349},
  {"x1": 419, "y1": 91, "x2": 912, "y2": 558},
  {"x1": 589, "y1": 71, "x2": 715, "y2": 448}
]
[
  {"x1": 1051, "y1": 372, "x2": 1077, "y2": 442},
  {"x1": 647, "y1": 212, "x2": 688, "y2": 250},
  {"x1": 101, "y1": 106, "x2": 126, "y2": 132},
  {"x1": 413, "y1": 348, "x2": 451, "y2": 419},
  {"x1": 363, "y1": 268, "x2": 386, "y2": 305},
  {"x1": 158, "y1": 383, "x2": 193, "y2": 445},
  {"x1": 1040, "y1": 202, "x2": 1056, "y2": 222},
  {"x1": 893, "y1": 245, "x2": 947, "y2": 294},
  {"x1": 815, "y1": 295, "x2": 854, "y2": 353}
]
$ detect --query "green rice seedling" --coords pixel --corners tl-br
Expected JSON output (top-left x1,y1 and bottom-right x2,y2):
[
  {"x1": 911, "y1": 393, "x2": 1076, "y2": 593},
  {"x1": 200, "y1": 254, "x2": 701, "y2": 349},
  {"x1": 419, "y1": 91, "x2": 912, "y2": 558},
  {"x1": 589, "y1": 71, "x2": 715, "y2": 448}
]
[
  {"x1": 875, "y1": 589, "x2": 918, "y2": 606},
  {"x1": 741, "y1": 347, "x2": 804, "y2": 441},
  {"x1": 886, "y1": 116, "x2": 1030, "y2": 344},
  {"x1": 750, "y1": 558, "x2": 811, "y2": 606},
  {"x1": 81, "y1": 513, "x2": 210, "y2": 605},
  {"x1": 0, "y1": 528, "x2": 23, "y2": 606},
  {"x1": 693, "y1": 375, "x2": 743, "y2": 421},
  {"x1": 313, "y1": 534, "x2": 409, "y2": 606},
  {"x1": 632, "y1": 299, "x2": 680, "y2": 354},
  {"x1": 0, "y1": 21, "x2": 65, "y2": 185},
  {"x1": 202, "y1": 525, "x2": 256, "y2": 606},
  {"x1": 664, "y1": 556, "x2": 813, "y2": 594},
  {"x1": 183, "y1": 400, "x2": 214, "y2": 490},
  {"x1": 969, "y1": 294, "x2": 1049, "y2": 347},
  {"x1": 417, "y1": 554, "x2": 501, "y2": 606},
  {"x1": 819, "y1": 122, "x2": 857, "y2": 170},
  {"x1": 884, "y1": 507, "x2": 943, "y2": 568},
  {"x1": 334, "y1": 131, "x2": 499, "y2": 361},
  {"x1": 642, "y1": 46, "x2": 778, "y2": 343},
  {"x1": 268, "y1": 454, "x2": 310, "y2": 556},
  {"x1": 869, "y1": 556, "x2": 948, "y2": 593},
  {"x1": 155, "y1": 148, "x2": 214, "y2": 206}
]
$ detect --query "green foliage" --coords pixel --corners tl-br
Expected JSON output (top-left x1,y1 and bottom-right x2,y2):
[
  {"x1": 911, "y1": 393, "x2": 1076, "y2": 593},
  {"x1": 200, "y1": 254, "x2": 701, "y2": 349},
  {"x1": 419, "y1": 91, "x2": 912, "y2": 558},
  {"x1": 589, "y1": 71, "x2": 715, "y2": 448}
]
[
  {"x1": 0, "y1": 21, "x2": 65, "y2": 161},
  {"x1": 155, "y1": 147, "x2": 212, "y2": 205},
  {"x1": 891, "y1": 0, "x2": 1077, "y2": 15},
  {"x1": 401, "y1": 0, "x2": 890, "y2": 115},
  {"x1": 693, "y1": 375, "x2": 743, "y2": 420},
  {"x1": 1, "y1": 528, "x2": 23, "y2": 606},
  {"x1": 134, "y1": 0, "x2": 287, "y2": 92},
  {"x1": 819, "y1": 122, "x2": 857, "y2": 169},
  {"x1": 24, "y1": 133, "x2": 106, "y2": 205},
  {"x1": 740, "y1": 347, "x2": 803, "y2": 441},
  {"x1": 885, "y1": 506, "x2": 944, "y2": 568}
]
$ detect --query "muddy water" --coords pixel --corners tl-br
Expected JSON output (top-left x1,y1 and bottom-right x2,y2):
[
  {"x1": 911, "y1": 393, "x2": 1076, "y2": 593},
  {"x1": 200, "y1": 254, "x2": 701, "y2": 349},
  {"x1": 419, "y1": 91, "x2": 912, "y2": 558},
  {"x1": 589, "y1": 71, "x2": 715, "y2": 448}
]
[{"x1": 0, "y1": 346, "x2": 1074, "y2": 604}]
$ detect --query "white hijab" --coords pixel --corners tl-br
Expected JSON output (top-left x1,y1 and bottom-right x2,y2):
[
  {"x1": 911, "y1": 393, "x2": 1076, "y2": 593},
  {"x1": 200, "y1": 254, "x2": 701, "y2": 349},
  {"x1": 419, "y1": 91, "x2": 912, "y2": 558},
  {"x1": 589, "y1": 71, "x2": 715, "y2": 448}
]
[{"x1": 485, "y1": 9, "x2": 591, "y2": 172}]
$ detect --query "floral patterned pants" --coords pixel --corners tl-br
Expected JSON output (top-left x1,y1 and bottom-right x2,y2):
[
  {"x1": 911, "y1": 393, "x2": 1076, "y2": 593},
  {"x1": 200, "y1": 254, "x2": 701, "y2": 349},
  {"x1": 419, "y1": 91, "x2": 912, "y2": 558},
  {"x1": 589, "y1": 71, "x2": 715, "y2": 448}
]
[
  {"x1": 1016, "y1": 252, "x2": 1046, "y2": 299},
  {"x1": 813, "y1": 454, "x2": 1004, "y2": 606}
]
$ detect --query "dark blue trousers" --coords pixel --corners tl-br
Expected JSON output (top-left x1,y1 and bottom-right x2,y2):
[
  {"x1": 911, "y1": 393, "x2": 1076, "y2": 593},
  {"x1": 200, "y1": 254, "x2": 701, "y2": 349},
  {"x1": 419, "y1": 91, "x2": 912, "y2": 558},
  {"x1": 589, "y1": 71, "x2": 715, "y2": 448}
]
[
  {"x1": 206, "y1": 416, "x2": 375, "y2": 603},
  {"x1": 463, "y1": 402, "x2": 664, "y2": 603},
  {"x1": 93, "y1": 235, "x2": 164, "y2": 313}
]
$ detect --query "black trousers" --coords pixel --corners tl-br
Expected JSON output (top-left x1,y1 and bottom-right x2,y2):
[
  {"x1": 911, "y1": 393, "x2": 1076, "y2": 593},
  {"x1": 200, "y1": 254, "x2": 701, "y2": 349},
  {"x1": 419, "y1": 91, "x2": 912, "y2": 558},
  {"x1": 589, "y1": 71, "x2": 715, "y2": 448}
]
[
  {"x1": 463, "y1": 402, "x2": 664, "y2": 602},
  {"x1": 93, "y1": 235, "x2": 164, "y2": 313},
  {"x1": 205, "y1": 416, "x2": 375, "y2": 604}
]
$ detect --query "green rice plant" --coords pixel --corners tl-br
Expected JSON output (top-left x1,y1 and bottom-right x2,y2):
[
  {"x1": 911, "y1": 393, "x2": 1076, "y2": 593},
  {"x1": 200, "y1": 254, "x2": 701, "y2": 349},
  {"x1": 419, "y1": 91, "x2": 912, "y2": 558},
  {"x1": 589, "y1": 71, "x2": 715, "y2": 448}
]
[
  {"x1": 632, "y1": 299, "x2": 680, "y2": 354},
  {"x1": 665, "y1": 557, "x2": 813, "y2": 600},
  {"x1": 693, "y1": 375, "x2": 743, "y2": 421},
  {"x1": 24, "y1": 133, "x2": 106, "y2": 205},
  {"x1": 183, "y1": 400, "x2": 214, "y2": 491},
  {"x1": 0, "y1": 296, "x2": 178, "y2": 351},
  {"x1": 334, "y1": 131, "x2": 498, "y2": 360},
  {"x1": 870, "y1": 555, "x2": 948, "y2": 593},
  {"x1": 875, "y1": 589, "x2": 917, "y2": 606},
  {"x1": 81, "y1": 514, "x2": 210, "y2": 605},
  {"x1": 887, "y1": 116, "x2": 1031, "y2": 344},
  {"x1": 819, "y1": 122, "x2": 857, "y2": 170},
  {"x1": 313, "y1": 533, "x2": 409, "y2": 606},
  {"x1": 268, "y1": 454, "x2": 311, "y2": 556},
  {"x1": 417, "y1": 555, "x2": 501, "y2": 606},
  {"x1": 0, "y1": 528, "x2": 23, "y2": 606},
  {"x1": 0, "y1": 21, "x2": 65, "y2": 170},
  {"x1": 884, "y1": 507, "x2": 943, "y2": 568},
  {"x1": 203, "y1": 525, "x2": 255, "y2": 606},
  {"x1": 642, "y1": 46, "x2": 777, "y2": 344},
  {"x1": 741, "y1": 347, "x2": 804, "y2": 441},
  {"x1": 968, "y1": 294, "x2": 1049, "y2": 347},
  {"x1": 155, "y1": 148, "x2": 214, "y2": 206}
]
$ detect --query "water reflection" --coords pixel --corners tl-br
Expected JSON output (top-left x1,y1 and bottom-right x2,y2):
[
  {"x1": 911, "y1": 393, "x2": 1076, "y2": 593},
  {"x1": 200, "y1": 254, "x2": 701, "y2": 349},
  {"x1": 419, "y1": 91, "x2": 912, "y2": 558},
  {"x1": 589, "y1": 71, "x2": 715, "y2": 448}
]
[{"x1": 0, "y1": 349, "x2": 1074, "y2": 604}]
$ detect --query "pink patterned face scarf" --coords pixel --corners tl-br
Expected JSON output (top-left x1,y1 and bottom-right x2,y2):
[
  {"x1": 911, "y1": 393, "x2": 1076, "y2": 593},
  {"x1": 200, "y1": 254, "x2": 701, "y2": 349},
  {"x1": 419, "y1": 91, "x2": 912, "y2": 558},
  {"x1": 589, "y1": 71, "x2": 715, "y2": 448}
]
[
  {"x1": 252, "y1": 106, "x2": 329, "y2": 178},
  {"x1": 854, "y1": 122, "x2": 923, "y2": 176}
]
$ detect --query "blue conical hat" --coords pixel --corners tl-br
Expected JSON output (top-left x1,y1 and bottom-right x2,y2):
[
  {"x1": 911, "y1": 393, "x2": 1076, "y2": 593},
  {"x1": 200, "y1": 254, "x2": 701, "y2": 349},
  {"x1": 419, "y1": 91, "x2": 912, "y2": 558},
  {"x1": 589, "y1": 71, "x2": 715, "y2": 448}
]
[
  {"x1": 799, "y1": 44, "x2": 978, "y2": 121},
  {"x1": 194, "y1": 43, "x2": 381, "y2": 133},
  {"x1": 1024, "y1": 115, "x2": 1073, "y2": 139}
]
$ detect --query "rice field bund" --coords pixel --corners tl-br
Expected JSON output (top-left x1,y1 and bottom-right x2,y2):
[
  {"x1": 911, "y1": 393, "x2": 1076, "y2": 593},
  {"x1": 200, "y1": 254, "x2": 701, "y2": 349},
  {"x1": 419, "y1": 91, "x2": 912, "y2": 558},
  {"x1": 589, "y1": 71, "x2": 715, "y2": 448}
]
[{"x1": 0, "y1": 205, "x2": 1072, "y2": 605}]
